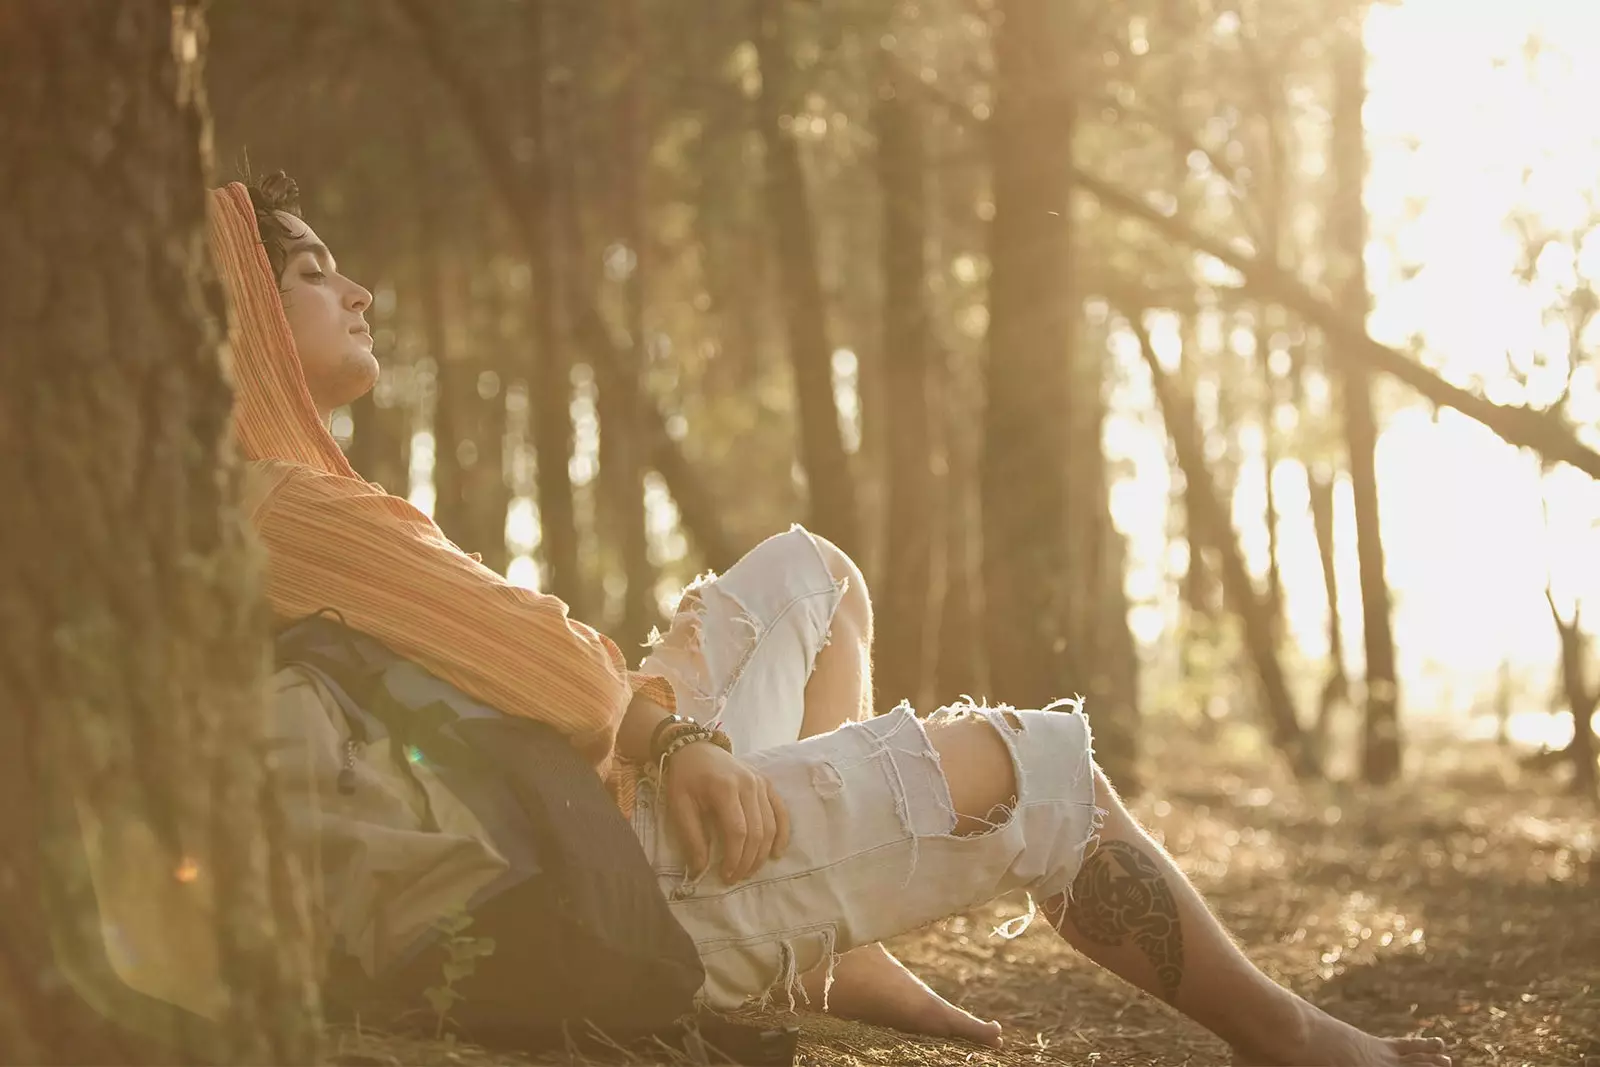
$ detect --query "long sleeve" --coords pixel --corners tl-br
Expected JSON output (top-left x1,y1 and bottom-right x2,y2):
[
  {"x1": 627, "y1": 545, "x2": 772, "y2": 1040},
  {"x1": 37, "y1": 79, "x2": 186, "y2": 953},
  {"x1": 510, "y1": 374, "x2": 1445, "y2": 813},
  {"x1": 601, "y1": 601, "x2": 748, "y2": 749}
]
[{"x1": 250, "y1": 462, "x2": 673, "y2": 766}]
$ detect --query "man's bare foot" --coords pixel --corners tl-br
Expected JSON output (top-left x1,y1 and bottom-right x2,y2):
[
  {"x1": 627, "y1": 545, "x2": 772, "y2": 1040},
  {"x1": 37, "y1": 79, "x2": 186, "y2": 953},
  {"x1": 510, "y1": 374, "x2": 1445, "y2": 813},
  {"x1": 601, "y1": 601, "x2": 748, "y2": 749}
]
[
  {"x1": 799, "y1": 943, "x2": 1004, "y2": 1048},
  {"x1": 1232, "y1": 1001, "x2": 1451, "y2": 1067}
]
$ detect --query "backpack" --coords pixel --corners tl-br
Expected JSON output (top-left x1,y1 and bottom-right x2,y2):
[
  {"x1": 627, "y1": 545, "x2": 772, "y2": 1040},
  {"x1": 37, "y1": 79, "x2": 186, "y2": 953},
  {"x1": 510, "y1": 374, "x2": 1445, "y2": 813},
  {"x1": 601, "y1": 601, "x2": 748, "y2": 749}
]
[{"x1": 267, "y1": 610, "x2": 705, "y2": 1046}]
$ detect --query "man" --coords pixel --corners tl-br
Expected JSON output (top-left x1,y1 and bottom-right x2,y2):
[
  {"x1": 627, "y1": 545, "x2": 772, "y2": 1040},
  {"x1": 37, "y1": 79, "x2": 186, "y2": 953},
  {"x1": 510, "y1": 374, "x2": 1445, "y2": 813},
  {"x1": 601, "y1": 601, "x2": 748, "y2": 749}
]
[{"x1": 213, "y1": 173, "x2": 1451, "y2": 1066}]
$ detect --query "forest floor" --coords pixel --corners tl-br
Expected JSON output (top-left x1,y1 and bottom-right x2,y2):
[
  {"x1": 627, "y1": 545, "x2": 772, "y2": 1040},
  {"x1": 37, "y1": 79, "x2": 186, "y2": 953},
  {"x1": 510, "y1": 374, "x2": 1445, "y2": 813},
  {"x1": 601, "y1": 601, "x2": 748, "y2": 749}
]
[{"x1": 329, "y1": 727, "x2": 1598, "y2": 1066}]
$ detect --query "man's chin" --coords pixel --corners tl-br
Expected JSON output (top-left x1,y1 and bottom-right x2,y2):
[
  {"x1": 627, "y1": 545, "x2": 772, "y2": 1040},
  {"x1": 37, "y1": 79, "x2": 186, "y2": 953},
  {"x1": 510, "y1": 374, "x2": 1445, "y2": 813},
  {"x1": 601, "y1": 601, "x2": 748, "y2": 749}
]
[
  {"x1": 343, "y1": 350, "x2": 381, "y2": 402},
  {"x1": 315, "y1": 352, "x2": 380, "y2": 413}
]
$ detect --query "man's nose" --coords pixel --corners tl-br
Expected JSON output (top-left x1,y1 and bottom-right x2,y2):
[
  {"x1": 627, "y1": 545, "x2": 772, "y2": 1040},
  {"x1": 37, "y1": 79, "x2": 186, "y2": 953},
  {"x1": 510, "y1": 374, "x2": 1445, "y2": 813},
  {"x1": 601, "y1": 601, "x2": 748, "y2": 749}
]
[{"x1": 346, "y1": 280, "x2": 373, "y2": 312}]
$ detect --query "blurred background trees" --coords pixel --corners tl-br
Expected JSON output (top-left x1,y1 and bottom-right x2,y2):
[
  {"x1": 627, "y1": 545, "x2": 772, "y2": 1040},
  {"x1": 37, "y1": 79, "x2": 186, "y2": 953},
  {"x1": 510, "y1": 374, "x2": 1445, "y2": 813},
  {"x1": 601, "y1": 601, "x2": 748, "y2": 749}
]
[{"x1": 204, "y1": 0, "x2": 1600, "y2": 799}]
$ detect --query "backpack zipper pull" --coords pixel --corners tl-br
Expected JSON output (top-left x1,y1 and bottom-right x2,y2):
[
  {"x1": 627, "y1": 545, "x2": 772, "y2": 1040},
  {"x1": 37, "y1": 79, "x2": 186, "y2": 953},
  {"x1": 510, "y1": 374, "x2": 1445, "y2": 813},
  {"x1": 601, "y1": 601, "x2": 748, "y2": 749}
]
[{"x1": 337, "y1": 739, "x2": 358, "y2": 795}]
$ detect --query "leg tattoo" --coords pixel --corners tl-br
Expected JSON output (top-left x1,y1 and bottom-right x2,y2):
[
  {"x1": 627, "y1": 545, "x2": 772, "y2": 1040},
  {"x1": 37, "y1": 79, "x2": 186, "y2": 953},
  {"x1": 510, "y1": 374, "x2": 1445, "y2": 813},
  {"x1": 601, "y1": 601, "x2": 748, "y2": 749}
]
[{"x1": 1060, "y1": 840, "x2": 1185, "y2": 1003}]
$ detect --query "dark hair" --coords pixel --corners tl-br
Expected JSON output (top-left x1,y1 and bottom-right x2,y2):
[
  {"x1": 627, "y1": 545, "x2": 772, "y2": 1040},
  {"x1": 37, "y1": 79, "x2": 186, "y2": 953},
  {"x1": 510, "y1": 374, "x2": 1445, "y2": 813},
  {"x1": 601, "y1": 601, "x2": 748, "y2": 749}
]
[{"x1": 243, "y1": 170, "x2": 307, "y2": 284}]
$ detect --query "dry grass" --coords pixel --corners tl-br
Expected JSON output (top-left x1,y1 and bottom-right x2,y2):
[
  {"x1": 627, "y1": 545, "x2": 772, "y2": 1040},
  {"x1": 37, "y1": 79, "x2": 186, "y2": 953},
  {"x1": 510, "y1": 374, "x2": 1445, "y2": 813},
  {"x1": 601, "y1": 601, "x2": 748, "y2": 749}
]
[{"x1": 328, "y1": 730, "x2": 1598, "y2": 1066}]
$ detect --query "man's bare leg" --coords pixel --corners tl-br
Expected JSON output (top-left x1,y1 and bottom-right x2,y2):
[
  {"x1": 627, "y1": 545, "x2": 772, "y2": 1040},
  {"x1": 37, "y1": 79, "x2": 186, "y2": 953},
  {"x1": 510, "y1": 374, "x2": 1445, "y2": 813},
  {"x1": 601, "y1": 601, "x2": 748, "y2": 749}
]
[
  {"x1": 930, "y1": 718, "x2": 1451, "y2": 1066},
  {"x1": 793, "y1": 537, "x2": 1003, "y2": 1047}
]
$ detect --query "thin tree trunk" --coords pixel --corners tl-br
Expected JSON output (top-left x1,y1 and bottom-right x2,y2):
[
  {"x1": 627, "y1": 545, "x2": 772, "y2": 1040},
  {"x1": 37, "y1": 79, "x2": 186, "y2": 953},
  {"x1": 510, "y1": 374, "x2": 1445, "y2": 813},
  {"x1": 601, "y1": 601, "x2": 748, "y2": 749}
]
[
  {"x1": 347, "y1": 386, "x2": 412, "y2": 493},
  {"x1": 414, "y1": 132, "x2": 468, "y2": 544},
  {"x1": 874, "y1": 73, "x2": 936, "y2": 712},
  {"x1": 1079, "y1": 326, "x2": 1140, "y2": 789},
  {"x1": 934, "y1": 341, "x2": 986, "y2": 707},
  {"x1": 1122, "y1": 306, "x2": 1318, "y2": 779},
  {"x1": 1545, "y1": 593, "x2": 1599, "y2": 799},
  {"x1": 394, "y1": 0, "x2": 732, "y2": 580},
  {"x1": 749, "y1": 0, "x2": 861, "y2": 555},
  {"x1": 523, "y1": 0, "x2": 585, "y2": 613},
  {"x1": 604, "y1": 0, "x2": 661, "y2": 647},
  {"x1": 1331, "y1": 5, "x2": 1402, "y2": 783},
  {"x1": 1307, "y1": 462, "x2": 1349, "y2": 754},
  {"x1": 0, "y1": 3, "x2": 318, "y2": 1060},
  {"x1": 981, "y1": 0, "x2": 1077, "y2": 708},
  {"x1": 1260, "y1": 327, "x2": 1285, "y2": 632}
]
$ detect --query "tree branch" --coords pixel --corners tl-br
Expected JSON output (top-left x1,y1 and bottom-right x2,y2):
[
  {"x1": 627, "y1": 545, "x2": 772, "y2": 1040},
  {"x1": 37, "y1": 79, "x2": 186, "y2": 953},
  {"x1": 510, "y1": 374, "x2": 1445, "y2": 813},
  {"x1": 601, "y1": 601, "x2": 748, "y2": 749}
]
[
  {"x1": 1075, "y1": 168, "x2": 1600, "y2": 479},
  {"x1": 899, "y1": 68, "x2": 1600, "y2": 479}
]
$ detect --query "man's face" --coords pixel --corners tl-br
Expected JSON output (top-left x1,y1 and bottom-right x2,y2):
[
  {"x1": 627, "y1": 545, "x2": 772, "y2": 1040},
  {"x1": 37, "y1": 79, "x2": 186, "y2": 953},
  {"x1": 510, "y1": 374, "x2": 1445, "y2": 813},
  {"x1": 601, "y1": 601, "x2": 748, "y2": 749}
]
[{"x1": 273, "y1": 211, "x2": 378, "y2": 417}]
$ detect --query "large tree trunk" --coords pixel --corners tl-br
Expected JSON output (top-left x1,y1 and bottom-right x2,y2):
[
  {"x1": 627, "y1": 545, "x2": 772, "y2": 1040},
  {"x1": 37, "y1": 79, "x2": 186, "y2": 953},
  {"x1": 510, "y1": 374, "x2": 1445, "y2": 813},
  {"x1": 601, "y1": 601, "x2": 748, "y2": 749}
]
[
  {"x1": 1330, "y1": 5, "x2": 1402, "y2": 783},
  {"x1": 981, "y1": 0, "x2": 1077, "y2": 708},
  {"x1": 1123, "y1": 307, "x2": 1319, "y2": 779},
  {"x1": 874, "y1": 76, "x2": 936, "y2": 712},
  {"x1": 0, "y1": 3, "x2": 318, "y2": 1061},
  {"x1": 749, "y1": 0, "x2": 861, "y2": 556}
]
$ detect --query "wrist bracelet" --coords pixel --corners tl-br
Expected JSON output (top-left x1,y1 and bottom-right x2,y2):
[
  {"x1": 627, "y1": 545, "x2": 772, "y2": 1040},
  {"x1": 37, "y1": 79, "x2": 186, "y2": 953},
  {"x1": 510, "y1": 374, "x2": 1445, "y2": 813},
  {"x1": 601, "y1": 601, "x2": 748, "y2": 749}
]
[{"x1": 647, "y1": 713, "x2": 690, "y2": 759}]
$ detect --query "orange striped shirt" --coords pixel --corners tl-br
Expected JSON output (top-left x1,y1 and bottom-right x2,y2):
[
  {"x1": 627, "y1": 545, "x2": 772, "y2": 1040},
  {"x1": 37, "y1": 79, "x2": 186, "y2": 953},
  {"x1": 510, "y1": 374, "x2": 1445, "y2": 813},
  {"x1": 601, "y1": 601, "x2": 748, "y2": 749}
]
[{"x1": 209, "y1": 183, "x2": 666, "y2": 808}]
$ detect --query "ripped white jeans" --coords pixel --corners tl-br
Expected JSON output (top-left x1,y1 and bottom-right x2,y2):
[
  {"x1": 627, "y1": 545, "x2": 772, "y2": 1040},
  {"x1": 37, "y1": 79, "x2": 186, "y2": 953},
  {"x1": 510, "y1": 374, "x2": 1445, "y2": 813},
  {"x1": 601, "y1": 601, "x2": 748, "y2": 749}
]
[{"x1": 634, "y1": 525, "x2": 1102, "y2": 1011}]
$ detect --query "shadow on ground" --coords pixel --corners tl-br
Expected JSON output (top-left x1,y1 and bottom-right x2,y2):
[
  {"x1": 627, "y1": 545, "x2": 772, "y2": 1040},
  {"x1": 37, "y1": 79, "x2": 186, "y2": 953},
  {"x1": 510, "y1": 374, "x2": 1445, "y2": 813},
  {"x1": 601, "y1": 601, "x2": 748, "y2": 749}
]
[{"x1": 330, "y1": 734, "x2": 1598, "y2": 1066}]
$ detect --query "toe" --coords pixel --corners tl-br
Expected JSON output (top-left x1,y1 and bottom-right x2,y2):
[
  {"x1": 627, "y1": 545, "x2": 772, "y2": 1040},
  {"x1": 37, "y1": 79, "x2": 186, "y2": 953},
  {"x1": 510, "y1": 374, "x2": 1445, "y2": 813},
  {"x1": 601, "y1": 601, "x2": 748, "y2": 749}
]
[{"x1": 1397, "y1": 1037, "x2": 1447, "y2": 1052}]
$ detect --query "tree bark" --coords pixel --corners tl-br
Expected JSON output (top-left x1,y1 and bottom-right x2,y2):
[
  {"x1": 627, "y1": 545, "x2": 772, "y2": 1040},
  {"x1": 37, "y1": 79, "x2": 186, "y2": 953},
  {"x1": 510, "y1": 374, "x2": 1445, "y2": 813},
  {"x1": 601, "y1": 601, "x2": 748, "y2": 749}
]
[
  {"x1": 981, "y1": 0, "x2": 1078, "y2": 709},
  {"x1": 1545, "y1": 593, "x2": 1599, "y2": 799},
  {"x1": 604, "y1": 0, "x2": 663, "y2": 648},
  {"x1": 873, "y1": 76, "x2": 937, "y2": 713},
  {"x1": 522, "y1": 0, "x2": 586, "y2": 614},
  {"x1": 1307, "y1": 461, "x2": 1350, "y2": 756},
  {"x1": 749, "y1": 0, "x2": 861, "y2": 556},
  {"x1": 1330, "y1": 6, "x2": 1402, "y2": 783},
  {"x1": 347, "y1": 381, "x2": 412, "y2": 493},
  {"x1": 1121, "y1": 306, "x2": 1318, "y2": 779},
  {"x1": 0, "y1": 2, "x2": 318, "y2": 1061}
]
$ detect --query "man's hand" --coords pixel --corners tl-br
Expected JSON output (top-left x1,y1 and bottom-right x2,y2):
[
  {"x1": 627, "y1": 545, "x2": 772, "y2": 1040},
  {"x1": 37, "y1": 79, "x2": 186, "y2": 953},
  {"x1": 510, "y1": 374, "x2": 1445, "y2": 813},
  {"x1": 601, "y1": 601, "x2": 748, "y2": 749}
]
[{"x1": 664, "y1": 742, "x2": 790, "y2": 883}]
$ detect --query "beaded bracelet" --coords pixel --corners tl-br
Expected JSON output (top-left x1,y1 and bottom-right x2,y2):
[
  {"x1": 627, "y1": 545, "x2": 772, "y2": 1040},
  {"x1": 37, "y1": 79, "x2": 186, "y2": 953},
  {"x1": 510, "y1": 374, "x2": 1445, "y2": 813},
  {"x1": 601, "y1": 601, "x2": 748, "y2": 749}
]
[
  {"x1": 647, "y1": 722, "x2": 735, "y2": 782},
  {"x1": 647, "y1": 713, "x2": 691, "y2": 759}
]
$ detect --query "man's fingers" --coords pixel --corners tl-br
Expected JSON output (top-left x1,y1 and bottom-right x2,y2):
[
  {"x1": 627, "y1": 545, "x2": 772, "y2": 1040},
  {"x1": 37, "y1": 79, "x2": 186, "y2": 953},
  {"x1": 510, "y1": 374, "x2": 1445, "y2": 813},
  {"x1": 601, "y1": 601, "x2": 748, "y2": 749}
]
[
  {"x1": 732, "y1": 781, "x2": 769, "y2": 881},
  {"x1": 749, "y1": 782, "x2": 779, "y2": 876},
  {"x1": 668, "y1": 784, "x2": 709, "y2": 877},
  {"x1": 715, "y1": 783, "x2": 750, "y2": 881},
  {"x1": 767, "y1": 777, "x2": 790, "y2": 859}
]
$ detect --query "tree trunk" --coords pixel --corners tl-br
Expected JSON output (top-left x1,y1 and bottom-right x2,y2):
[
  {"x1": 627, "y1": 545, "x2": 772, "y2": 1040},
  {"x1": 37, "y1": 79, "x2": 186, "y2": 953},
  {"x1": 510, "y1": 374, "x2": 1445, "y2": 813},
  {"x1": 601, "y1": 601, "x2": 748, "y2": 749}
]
[
  {"x1": 413, "y1": 132, "x2": 468, "y2": 543},
  {"x1": 1077, "y1": 327, "x2": 1140, "y2": 789},
  {"x1": 604, "y1": 0, "x2": 662, "y2": 648},
  {"x1": 873, "y1": 76, "x2": 936, "y2": 712},
  {"x1": 1331, "y1": 5, "x2": 1402, "y2": 783},
  {"x1": 523, "y1": 0, "x2": 586, "y2": 613},
  {"x1": 933, "y1": 341, "x2": 986, "y2": 707},
  {"x1": 1547, "y1": 596, "x2": 1599, "y2": 799},
  {"x1": 1307, "y1": 462, "x2": 1349, "y2": 756},
  {"x1": 1260, "y1": 326, "x2": 1285, "y2": 633},
  {"x1": 749, "y1": 0, "x2": 861, "y2": 556},
  {"x1": 0, "y1": 3, "x2": 318, "y2": 1061},
  {"x1": 981, "y1": 0, "x2": 1077, "y2": 709},
  {"x1": 393, "y1": 0, "x2": 733, "y2": 580},
  {"x1": 347, "y1": 382, "x2": 412, "y2": 493},
  {"x1": 1123, "y1": 307, "x2": 1318, "y2": 779}
]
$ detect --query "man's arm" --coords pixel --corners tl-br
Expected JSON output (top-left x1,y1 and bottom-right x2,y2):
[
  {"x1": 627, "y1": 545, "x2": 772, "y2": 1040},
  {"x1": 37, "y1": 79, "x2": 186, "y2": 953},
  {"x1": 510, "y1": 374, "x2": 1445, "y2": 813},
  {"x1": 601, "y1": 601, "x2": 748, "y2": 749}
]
[{"x1": 615, "y1": 692, "x2": 675, "y2": 764}]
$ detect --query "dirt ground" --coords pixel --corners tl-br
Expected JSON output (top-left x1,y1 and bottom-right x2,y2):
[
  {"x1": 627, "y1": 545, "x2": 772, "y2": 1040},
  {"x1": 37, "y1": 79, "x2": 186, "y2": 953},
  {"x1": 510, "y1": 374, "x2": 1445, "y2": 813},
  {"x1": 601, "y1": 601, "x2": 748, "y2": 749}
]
[{"x1": 330, "y1": 730, "x2": 1598, "y2": 1066}]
